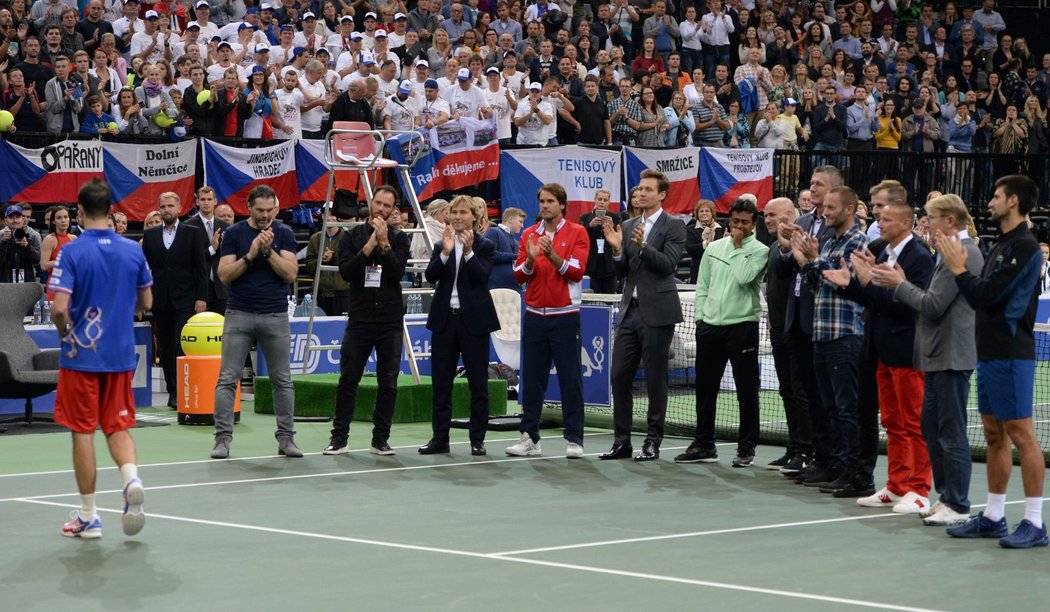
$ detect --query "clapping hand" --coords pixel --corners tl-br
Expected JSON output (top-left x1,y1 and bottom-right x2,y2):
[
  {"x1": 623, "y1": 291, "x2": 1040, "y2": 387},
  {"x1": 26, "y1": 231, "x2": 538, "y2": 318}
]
[
  {"x1": 457, "y1": 228, "x2": 474, "y2": 255},
  {"x1": 849, "y1": 249, "x2": 876, "y2": 286},
  {"x1": 601, "y1": 217, "x2": 622, "y2": 253},
  {"x1": 442, "y1": 223, "x2": 455, "y2": 256},
  {"x1": 822, "y1": 266, "x2": 851, "y2": 287},
  {"x1": 525, "y1": 233, "x2": 541, "y2": 265},
  {"x1": 630, "y1": 224, "x2": 645, "y2": 247},
  {"x1": 789, "y1": 231, "x2": 817, "y2": 266},
  {"x1": 934, "y1": 229, "x2": 968, "y2": 275},
  {"x1": 870, "y1": 261, "x2": 905, "y2": 288}
]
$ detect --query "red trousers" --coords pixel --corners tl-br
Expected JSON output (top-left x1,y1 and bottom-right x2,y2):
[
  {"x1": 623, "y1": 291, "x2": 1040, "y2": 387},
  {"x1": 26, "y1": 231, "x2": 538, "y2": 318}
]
[{"x1": 877, "y1": 363, "x2": 931, "y2": 497}]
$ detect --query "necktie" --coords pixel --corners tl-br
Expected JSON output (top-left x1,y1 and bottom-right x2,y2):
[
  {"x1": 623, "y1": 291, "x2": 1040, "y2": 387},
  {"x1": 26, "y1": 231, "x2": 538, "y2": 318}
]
[{"x1": 205, "y1": 219, "x2": 213, "y2": 241}]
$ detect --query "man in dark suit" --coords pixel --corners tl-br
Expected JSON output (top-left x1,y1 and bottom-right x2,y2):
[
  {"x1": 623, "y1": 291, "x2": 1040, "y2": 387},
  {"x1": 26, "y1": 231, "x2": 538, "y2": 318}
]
[
  {"x1": 827, "y1": 194, "x2": 934, "y2": 507},
  {"x1": 419, "y1": 196, "x2": 501, "y2": 456},
  {"x1": 598, "y1": 169, "x2": 686, "y2": 462},
  {"x1": 484, "y1": 207, "x2": 526, "y2": 291},
  {"x1": 142, "y1": 192, "x2": 209, "y2": 408},
  {"x1": 774, "y1": 166, "x2": 840, "y2": 483},
  {"x1": 181, "y1": 186, "x2": 229, "y2": 314},
  {"x1": 579, "y1": 188, "x2": 621, "y2": 294}
]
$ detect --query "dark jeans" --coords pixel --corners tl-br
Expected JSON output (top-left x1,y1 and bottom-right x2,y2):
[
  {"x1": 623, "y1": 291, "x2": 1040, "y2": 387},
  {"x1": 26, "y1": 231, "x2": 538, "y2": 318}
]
[
  {"x1": 318, "y1": 292, "x2": 350, "y2": 317},
  {"x1": 430, "y1": 314, "x2": 490, "y2": 443},
  {"x1": 770, "y1": 327, "x2": 812, "y2": 456},
  {"x1": 694, "y1": 321, "x2": 760, "y2": 456},
  {"x1": 702, "y1": 45, "x2": 730, "y2": 80},
  {"x1": 331, "y1": 320, "x2": 402, "y2": 443},
  {"x1": 813, "y1": 335, "x2": 862, "y2": 472},
  {"x1": 610, "y1": 307, "x2": 675, "y2": 445},
  {"x1": 921, "y1": 370, "x2": 973, "y2": 513},
  {"x1": 519, "y1": 312, "x2": 584, "y2": 444},
  {"x1": 788, "y1": 318, "x2": 832, "y2": 463}
]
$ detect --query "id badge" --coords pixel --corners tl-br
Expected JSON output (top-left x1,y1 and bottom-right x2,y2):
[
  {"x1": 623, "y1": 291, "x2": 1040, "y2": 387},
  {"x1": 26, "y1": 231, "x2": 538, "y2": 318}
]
[
  {"x1": 597, "y1": 238, "x2": 605, "y2": 254},
  {"x1": 365, "y1": 265, "x2": 382, "y2": 288},
  {"x1": 794, "y1": 274, "x2": 802, "y2": 297}
]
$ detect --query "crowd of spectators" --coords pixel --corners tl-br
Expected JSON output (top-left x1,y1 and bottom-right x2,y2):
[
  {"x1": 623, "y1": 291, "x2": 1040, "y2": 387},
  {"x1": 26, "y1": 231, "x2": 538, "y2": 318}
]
[{"x1": 0, "y1": 0, "x2": 1042, "y2": 153}]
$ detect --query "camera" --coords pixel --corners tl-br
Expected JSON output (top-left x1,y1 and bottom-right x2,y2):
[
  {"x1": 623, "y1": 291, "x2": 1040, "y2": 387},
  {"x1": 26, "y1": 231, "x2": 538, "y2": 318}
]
[
  {"x1": 14, "y1": 228, "x2": 27, "y2": 240},
  {"x1": 596, "y1": 209, "x2": 606, "y2": 219}
]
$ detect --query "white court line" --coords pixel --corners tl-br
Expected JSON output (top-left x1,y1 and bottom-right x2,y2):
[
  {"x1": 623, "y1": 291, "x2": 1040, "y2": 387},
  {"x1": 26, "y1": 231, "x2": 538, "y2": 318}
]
[
  {"x1": 0, "y1": 432, "x2": 615, "y2": 479},
  {"x1": 0, "y1": 442, "x2": 718, "y2": 503},
  {"x1": 14, "y1": 498, "x2": 941, "y2": 612}
]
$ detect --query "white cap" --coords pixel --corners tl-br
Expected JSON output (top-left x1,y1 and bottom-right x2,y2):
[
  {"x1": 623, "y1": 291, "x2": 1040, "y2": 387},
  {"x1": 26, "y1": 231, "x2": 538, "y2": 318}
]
[
  {"x1": 195, "y1": 1, "x2": 209, "y2": 9},
  {"x1": 360, "y1": 51, "x2": 375, "y2": 65},
  {"x1": 260, "y1": 2, "x2": 274, "y2": 10},
  {"x1": 254, "y1": 43, "x2": 270, "y2": 53},
  {"x1": 456, "y1": 67, "x2": 471, "y2": 81},
  {"x1": 374, "y1": 28, "x2": 387, "y2": 38},
  {"x1": 394, "y1": 12, "x2": 407, "y2": 20},
  {"x1": 302, "y1": 11, "x2": 316, "y2": 20},
  {"x1": 528, "y1": 81, "x2": 542, "y2": 91},
  {"x1": 364, "y1": 11, "x2": 377, "y2": 19},
  {"x1": 398, "y1": 79, "x2": 414, "y2": 94},
  {"x1": 415, "y1": 59, "x2": 429, "y2": 68},
  {"x1": 144, "y1": 9, "x2": 159, "y2": 19}
]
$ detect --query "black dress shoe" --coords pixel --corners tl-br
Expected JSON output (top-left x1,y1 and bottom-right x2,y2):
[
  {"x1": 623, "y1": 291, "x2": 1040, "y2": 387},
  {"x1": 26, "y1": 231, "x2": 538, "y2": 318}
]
[
  {"x1": 598, "y1": 441, "x2": 633, "y2": 460},
  {"x1": 634, "y1": 440, "x2": 660, "y2": 461},
  {"x1": 166, "y1": 395, "x2": 177, "y2": 409},
  {"x1": 418, "y1": 439, "x2": 451, "y2": 454},
  {"x1": 470, "y1": 441, "x2": 486, "y2": 456}
]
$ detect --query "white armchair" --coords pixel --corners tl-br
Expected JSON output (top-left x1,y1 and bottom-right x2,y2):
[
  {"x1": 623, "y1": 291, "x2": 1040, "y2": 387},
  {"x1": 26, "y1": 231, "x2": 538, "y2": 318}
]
[{"x1": 489, "y1": 288, "x2": 522, "y2": 371}]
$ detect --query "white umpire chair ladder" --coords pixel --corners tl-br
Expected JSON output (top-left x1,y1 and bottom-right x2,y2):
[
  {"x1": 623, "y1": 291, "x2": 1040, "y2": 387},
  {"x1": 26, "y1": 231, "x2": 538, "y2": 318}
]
[{"x1": 301, "y1": 123, "x2": 435, "y2": 385}]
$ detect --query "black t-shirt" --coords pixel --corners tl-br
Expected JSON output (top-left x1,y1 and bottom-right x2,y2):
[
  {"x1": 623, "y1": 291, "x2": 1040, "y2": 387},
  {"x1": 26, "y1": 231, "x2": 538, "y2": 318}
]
[
  {"x1": 220, "y1": 220, "x2": 297, "y2": 313},
  {"x1": 572, "y1": 94, "x2": 608, "y2": 144},
  {"x1": 14, "y1": 61, "x2": 52, "y2": 97}
]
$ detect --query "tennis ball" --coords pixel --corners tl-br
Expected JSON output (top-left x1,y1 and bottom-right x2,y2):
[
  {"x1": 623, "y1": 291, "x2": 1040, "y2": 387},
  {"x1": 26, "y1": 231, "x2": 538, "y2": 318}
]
[
  {"x1": 0, "y1": 110, "x2": 14, "y2": 131},
  {"x1": 180, "y1": 312, "x2": 225, "y2": 356},
  {"x1": 197, "y1": 90, "x2": 212, "y2": 107},
  {"x1": 107, "y1": 121, "x2": 118, "y2": 131}
]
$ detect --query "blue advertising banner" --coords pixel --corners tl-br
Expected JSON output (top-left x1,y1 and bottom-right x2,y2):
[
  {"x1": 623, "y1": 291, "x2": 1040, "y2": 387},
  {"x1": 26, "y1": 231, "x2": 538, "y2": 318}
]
[{"x1": 541, "y1": 304, "x2": 613, "y2": 407}]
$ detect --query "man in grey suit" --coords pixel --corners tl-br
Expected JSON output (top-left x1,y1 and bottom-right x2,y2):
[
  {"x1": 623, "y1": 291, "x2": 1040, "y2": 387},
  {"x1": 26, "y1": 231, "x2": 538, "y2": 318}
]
[
  {"x1": 598, "y1": 169, "x2": 686, "y2": 462},
  {"x1": 869, "y1": 194, "x2": 983, "y2": 527}
]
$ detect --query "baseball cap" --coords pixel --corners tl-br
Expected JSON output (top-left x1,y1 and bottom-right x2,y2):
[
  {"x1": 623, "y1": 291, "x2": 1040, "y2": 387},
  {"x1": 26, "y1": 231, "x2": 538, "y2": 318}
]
[
  {"x1": 217, "y1": 41, "x2": 232, "y2": 50},
  {"x1": 144, "y1": 10, "x2": 159, "y2": 19},
  {"x1": 424, "y1": 78, "x2": 439, "y2": 89},
  {"x1": 244, "y1": 6, "x2": 258, "y2": 14},
  {"x1": 374, "y1": 29, "x2": 387, "y2": 38},
  {"x1": 360, "y1": 52, "x2": 375, "y2": 65},
  {"x1": 364, "y1": 11, "x2": 377, "y2": 20},
  {"x1": 302, "y1": 11, "x2": 316, "y2": 20},
  {"x1": 415, "y1": 59, "x2": 429, "y2": 68},
  {"x1": 292, "y1": 46, "x2": 307, "y2": 58},
  {"x1": 394, "y1": 12, "x2": 407, "y2": 20},
  {"x1": 340, "y1": 15, "x2": 353, "y2": 23},
  {"x1": 238, "y1": 23, "x2": 256, "y2": 31},
  {"x1": 123, "y1": 0, "x2": 138, "y2": 4},
  {"x1": 185, "y1": 21, "x2": 200, "y2": 30},
  {"x1": 502, "y1": 49, "x2": 516, "y2": 58},
  {"x1": 350, "y1": 31, "x2": 363, "y2": 40},
  {"x1": 259, "y1": 2, "x2": 273, "y2": 10},
  {"x1": 195, "y1": 1, "x2": 209, "y2": 9},
  {"x1": 255, "y1": 43, "x2": 270, "y2": 53},
  {"x1": 456, "y1": 67, "x2": 470, "y2": 81},
  {"x1": 251, "y1": 65, "x2": 266, "y2": 75},
  {"x1": 210, "y1": 35, "x2": 222, "y2": 42},
  {"x1": 280, "y1": 24, "x2": 295, "y2": 32},
  {"x1": 485, "y1": 66, "x2": 499, "y2": 75},
  {"x1": 528, "y1": 81, "x2": 542, "y2": 91},
  {"x1": 398, "y1": 79, "x2": 413, "y2": 94},
  {"x1": 783, "y1": 97, "x2": 799, "y2": 106},
  {"x1": 5, "y1": 204, "x2": 23, "y2": 217}
]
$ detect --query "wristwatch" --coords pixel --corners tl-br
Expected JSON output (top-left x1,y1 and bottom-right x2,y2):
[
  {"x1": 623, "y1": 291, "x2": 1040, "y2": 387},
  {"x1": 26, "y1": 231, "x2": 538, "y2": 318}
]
[
  {"x1": 640, "y1": 241, "x2": 647, "y2": 250},
  {"x1": 379, "y1": 244, "x2": 392, "y2": 255}
]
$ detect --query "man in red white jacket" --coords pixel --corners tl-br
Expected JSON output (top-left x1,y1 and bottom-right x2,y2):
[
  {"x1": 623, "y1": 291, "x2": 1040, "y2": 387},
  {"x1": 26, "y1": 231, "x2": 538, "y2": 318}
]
[{"x1": 508, "y1": 183, "x2": 590, "y2": 459}]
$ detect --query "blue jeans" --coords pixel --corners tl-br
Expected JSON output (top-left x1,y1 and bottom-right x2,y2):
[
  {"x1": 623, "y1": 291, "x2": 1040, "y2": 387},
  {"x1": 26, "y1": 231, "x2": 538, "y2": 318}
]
[
  {"x1": 920, "y1": 370, "x2": 973, "y2": 513},
  {"x1": 519, "y1": 312, "x2": 584, "y2": 444},
  {"x1": 812, "y1": 335, "x2": 862, "y2": 471},
  {"x1": 214, "y1": 309, "x2": 295, "y2": 441},
  {"x1": 702, "y1": 45, "x2": 730, "y2": 81},
  {"x1": 681, "y1": 48, "x2": 703, "y2": 75}
]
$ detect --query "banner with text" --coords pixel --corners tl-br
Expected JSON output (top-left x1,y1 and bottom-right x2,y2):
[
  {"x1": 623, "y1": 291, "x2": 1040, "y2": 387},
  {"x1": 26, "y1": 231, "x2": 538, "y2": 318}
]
[
  {"x1": 699, "y1": 147, "x2": 774, "y2": 212},
  {"x1": 103, "y1": 140, "x2": 197, "y2": 220},
  {"x1": 0, "y1": 139, "x2": 103, "y2": 203},
  {"x1": 386, "y1": 117, "x2": 501, "y2": 201},
  {"x1": 500, "y1": 146, "x2": 622, "y2": 222},
  {"x1": 623, "y1": 147, "x2": 701, "y2": 215},
  {"x1": 202, "y1": 139, "x2": 298, "y2": 215}
]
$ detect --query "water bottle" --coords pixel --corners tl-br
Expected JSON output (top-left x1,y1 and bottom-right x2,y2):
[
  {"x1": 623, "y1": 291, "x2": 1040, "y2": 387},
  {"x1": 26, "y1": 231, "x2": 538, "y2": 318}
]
[
  {"x1": 42, "y1": 300, "x2": 51, "y2": 325},
  {"x1": 302, "y1": 293, "x2": 314, "y2": 317},
  {"x1": 287, "y1": 294, "x2": 297, "y2": 318},
  {"x1": 407, "y1": 294, "x2": 421, "y2": 314},
  {"x1": 33, "y1": 297, "x2": 42, "y2": 325}
]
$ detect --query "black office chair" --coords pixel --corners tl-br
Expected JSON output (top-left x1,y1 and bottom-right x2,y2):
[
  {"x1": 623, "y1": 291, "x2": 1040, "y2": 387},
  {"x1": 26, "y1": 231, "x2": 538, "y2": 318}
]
[{"x1": 0, "y1": 283, "x2": 59, "y2": 429}]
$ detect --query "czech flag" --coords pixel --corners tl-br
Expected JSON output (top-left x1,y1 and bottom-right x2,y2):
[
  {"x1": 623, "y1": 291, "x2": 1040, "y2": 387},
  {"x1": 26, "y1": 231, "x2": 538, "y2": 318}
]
[
  {"x1": 294, "y1": 139, "x2": 370, "y2": 202},
  {"x1": 0, "y1": 139, "x2": 103, "y2": 203},
  {"x1": 624, "y1": 147, "x2": 700, "y2": 215},
  {"x1": 104, "y1": 140, "x2": 197, "y2": 221},
  {"x1": 699, "y1": 148, "x2": 774, "y2": 212},
  {"x1": 202, "y1": 139, "x2": 298, "y2": 215}
]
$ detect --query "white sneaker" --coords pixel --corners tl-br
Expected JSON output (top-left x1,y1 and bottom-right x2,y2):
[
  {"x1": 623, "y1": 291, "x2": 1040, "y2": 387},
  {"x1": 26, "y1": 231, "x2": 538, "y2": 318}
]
[
  {"x1": 922, "y1": 505, "x2": 970, "y2": 526},
  {"x1": 919, "y1": 499, "x2": 945, "y2": 519},
  {"x1": 566, "y1": 442, "x2": 584, "y2": 459},
  {"x1": 892, "y1": 492, "x2": 930, "y2": 514},
  {"x1": 505, "y1": 433, "x2": 541, "y2": 457},
  {"x1": 856, "y1": 487, "x2": 902, "y2": 508}
]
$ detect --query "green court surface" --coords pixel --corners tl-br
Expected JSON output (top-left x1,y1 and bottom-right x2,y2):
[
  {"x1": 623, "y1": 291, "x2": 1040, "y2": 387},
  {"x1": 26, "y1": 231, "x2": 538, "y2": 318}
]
[{"x1": 2, "y1": 405, "x2": 1050, "y2": 612}]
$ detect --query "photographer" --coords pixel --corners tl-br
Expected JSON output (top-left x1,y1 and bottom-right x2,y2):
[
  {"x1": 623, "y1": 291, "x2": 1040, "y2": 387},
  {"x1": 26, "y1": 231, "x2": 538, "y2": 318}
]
[{"x1": 1, "y1": 204, "x2": 41, "y2": 283}]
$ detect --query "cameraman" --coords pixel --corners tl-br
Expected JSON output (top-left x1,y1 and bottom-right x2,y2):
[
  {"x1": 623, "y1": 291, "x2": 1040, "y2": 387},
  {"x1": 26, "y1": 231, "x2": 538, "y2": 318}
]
[{"x1": 1, "y1": 204, "x2": 41, "y2": 283}]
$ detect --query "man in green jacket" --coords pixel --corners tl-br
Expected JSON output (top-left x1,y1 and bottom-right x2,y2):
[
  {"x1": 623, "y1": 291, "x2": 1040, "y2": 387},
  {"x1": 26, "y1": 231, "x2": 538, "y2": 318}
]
[
  {"x1": 675, "y1": 197, "x2": 769, "y2": 468},
  {"x1": 305, "y1": 210, "x2": 352, "y2": 317}
]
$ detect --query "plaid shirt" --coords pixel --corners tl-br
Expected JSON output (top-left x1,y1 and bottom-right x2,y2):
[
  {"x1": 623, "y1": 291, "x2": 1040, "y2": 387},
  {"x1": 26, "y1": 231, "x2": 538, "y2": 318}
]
[
  {"x1": 802, "y1": 224, "x2": 868, "y2": 342},
  {"x1": 609, "y1": 96, "x2": 641, "y2": 138}
]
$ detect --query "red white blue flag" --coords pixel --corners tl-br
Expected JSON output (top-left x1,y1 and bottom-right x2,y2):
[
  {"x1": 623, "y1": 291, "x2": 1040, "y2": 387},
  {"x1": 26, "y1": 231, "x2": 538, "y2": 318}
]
[
  {"x1": 624, "y1": 147, "x2": 700, "y2": 215},
  {"x1": 699, "y1": 148, "x2": 774, "y2": 212},
  {"x1": 202, "y1": 139, "x2": 298, "y2": 215},
  {"x1": 0, "y1": 139, "x2": 103, "y2": 203},
  {"x1": 104, "y1": 140, "x2": 197, "y2": 221}
]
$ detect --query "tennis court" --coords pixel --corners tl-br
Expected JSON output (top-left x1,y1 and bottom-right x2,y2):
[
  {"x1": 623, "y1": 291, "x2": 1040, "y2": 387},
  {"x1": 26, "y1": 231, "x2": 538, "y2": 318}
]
[{"x1": 2, "y1": 406, "x2": 1049, "y2": 612}]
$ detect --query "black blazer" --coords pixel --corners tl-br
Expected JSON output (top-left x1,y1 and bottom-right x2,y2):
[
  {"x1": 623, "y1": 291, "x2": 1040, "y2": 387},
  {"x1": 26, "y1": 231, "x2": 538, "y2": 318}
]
[
  {"x1": 182, "y1": 213, "x2": 230, "y2": 300},
  {"x1": 615, "y1": 213, "x2": 687, "y2": 328},
  {"x1": 776, "y1": 211, "x2": 836, "y2": 336},
  {"x1": 142, "y1": 222, "x2": 209, "y2": 311},
  {"x1": 842, "y1": 235, "x2": 934, "y2": 367},
  {"x1": 579, "y1": 211, "x2": 621, "y2": 278},
  {"x1": 425, "y1": 232, "x2": 501, "y2": 336}
]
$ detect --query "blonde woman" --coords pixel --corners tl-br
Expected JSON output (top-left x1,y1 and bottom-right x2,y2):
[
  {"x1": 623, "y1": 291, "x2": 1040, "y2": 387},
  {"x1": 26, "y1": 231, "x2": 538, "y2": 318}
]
[{"x1": 1022, "y1": 95, "x2": 1047, "y2": 154}]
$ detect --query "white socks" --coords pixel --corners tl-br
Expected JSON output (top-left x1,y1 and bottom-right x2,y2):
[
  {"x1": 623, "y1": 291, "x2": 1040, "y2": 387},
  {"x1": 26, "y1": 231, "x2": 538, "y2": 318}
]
[
  {"x1": 1023, "y1": 497, "x2": 1043, "y2": 526},
  {"x1": 984, "y1": 493, "x2": 1007, "y2": 522},
  {"x1": 80, "y1": 494, "x2": 96, "y2": 519},
  {"x1": 119, "y1": 464, "x2": 139, "y2": 487}
]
